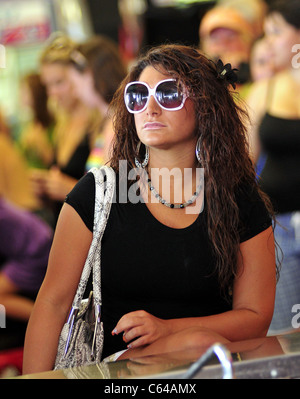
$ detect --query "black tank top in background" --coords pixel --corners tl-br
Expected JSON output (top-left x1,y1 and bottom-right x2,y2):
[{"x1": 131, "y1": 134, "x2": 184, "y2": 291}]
[{"x1": 259, "y1": 112, "x2": 300, "y2": 213}]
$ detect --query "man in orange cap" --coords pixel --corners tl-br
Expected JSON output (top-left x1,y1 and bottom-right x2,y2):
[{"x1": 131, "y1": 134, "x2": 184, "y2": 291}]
[{"x1": 199, "y1": 0, "x2": 265, "y2": 71}]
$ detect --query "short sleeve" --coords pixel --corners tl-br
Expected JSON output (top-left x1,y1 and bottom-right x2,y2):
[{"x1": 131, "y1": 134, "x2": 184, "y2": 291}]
[
  {"x1": 65, "y1": 172, "x2": 95, "y2": 232},
  {"x1": 236, "y1": 183, "x2": 272, "y2": 243}
]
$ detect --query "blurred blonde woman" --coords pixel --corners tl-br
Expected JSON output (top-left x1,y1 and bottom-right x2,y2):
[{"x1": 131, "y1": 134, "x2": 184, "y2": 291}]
[
  {"x1": 30, "y1": 34, "x2": 98, "y2": 227},
  {"x1": 69, "y1": 35, "x2": 127, "y2": 170}
]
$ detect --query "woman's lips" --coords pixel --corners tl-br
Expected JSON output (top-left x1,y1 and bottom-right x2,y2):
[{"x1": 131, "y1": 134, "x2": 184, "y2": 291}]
[{"x1": 143, "y1": 122, "x2": 166, "y2": 130}]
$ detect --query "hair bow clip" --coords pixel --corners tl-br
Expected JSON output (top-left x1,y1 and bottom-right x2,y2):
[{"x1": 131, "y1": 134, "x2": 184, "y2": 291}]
[{"x1": 216, "y1": 59, "x2": 238, "y2": 90}]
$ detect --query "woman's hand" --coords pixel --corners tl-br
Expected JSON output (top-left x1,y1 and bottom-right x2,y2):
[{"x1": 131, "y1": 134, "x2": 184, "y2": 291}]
[{"x1": 112, "y1": 310, "x2": 173, "y2": 349}]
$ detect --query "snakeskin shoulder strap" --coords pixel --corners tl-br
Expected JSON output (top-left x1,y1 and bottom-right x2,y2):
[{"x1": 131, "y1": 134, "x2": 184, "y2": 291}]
[{"x1": 72, "y1": 165, "x2": 116, "y2": 309}]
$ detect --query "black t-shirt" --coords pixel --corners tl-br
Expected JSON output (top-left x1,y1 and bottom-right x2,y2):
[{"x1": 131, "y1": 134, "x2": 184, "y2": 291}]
[{"x1": 65, "y1": 172, "x2": 271, "y2": 359}]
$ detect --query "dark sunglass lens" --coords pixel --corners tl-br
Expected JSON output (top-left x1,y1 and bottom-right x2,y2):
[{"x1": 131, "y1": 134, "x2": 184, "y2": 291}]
[
  {"x1": 125, "y1": 83, "x2": 148, "y2": 112},
  {"x1": 156, "y1": 81, "x2": 183, "y2": 108}
]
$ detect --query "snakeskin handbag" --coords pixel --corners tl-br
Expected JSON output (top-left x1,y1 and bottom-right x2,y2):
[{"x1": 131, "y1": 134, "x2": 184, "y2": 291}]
[{"x1": 54, "y1": 166, "x2": 115, "y2": 370}]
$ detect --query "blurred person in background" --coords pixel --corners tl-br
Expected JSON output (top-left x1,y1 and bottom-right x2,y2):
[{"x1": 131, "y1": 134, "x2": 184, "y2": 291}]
[
  {"x1": 30, "y1": 34, "x2": 98, "y2": 227},
  {"x1": 69, "y1": 35, "x2": 127, "y2": 170},
  {"x1": 18, "y1": 72, "x2": 55, "y2": 170},
  {"x1": 0, "y1": 129, "x2": 39, "y2": 212},
  {"x1": 0, "y1": 196, "x2": 52, "y2": 350},
  {"x1": 249, "y1": 36, "x2": 275, "y2": 82},
  {"x1": 118, "y1": 0, "x2": 146, "y2": 67},
  {"x1": 248, "y1": 35, "x2": 276, "y2": 178},
  {"x1": 0, "y1": 108, "x2": 11, "y2": 137},
  {"x1": 246, "y1": 0, "x2": 300, "y2": 334},
  {"x1": 199, "y1": 0, "x2": 266, "y2": 96}
]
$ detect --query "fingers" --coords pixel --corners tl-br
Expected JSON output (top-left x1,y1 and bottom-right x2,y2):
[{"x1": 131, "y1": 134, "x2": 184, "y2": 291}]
[
  {"x1": 112, "y1": 310, "x2": 148, "y2": 335},
  {"x1": 111, "y1": 311, "x2": 170, "y2": 350},
  {"x1": 112, "y1": 311, "x2": 151, "y2": 349},
  {"x1": 122, "y1": 326, "x2": 147, "y2": 345}
]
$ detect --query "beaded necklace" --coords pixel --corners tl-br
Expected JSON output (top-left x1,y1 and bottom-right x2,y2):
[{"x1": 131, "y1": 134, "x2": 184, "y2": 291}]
[{"x1": 147, "y1": 175, "x2": 203, "y2": 209}]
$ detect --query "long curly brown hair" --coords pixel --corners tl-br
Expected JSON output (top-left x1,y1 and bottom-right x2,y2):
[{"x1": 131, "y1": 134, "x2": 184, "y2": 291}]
[{"x1": 109, "y1": 44, "x2": 278, "y2": 296}]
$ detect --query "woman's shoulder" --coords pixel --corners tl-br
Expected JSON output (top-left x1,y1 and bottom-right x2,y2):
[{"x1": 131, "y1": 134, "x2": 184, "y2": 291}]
[
  {"x1": 235, "y1": 181, "x2": 272, "y2": 242},
  {"x1": 67, "y1": 166, "x2": 116, "y2": 196},
  {"x1": 65, "y1": 172, "x2": 96, "y2": 232},
  {"x1": 235, "y1": 180, "x2": 269, "y2": 210},
  {"x1": 65, "y1": 167, "x2": 117, "y2": 231},
  {"x1": 68, "y1": 170, "x2": 95, "y2": 194}
]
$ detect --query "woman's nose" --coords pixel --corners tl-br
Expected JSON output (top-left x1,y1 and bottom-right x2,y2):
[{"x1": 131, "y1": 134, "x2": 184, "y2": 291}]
[{"x1": 146, "y1": 95, "x2": 161, "y2": 115}]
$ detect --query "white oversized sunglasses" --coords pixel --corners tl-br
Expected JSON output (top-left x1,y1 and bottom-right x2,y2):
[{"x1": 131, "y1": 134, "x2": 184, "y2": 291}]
[{"x1": 124, "y1": 78, "x2": 188, "y2": 113}]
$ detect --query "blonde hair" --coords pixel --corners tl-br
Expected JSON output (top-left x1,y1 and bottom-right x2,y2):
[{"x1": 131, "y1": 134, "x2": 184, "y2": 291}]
[{"x1": 40, "y1": 32, "x2": 76, "y2": 65}]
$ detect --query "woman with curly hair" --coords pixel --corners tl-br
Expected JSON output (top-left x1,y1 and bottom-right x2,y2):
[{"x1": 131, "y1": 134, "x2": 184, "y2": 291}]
[{"x1": 23, "y1": 44, "x2": 278, "y2": 374}]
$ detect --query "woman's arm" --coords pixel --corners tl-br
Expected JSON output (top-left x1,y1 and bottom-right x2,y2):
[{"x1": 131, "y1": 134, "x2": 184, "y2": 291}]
[
  {"x1": 22, "y1": 203, "x2": 92, "y2": 375},
  {"x1": 114, "y1": 226, "x2": 276, "y2": 350}
]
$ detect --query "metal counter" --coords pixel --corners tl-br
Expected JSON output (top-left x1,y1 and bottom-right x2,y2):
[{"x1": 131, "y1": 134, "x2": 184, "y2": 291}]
[{"x1": 19, "y1": 329, "x2": 300, "y2": 379}]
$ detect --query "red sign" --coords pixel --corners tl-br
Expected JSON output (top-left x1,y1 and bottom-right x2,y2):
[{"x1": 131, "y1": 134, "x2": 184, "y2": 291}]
[{"x1": 1, "y1": 22, "x2": 51, "y2": 45}]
